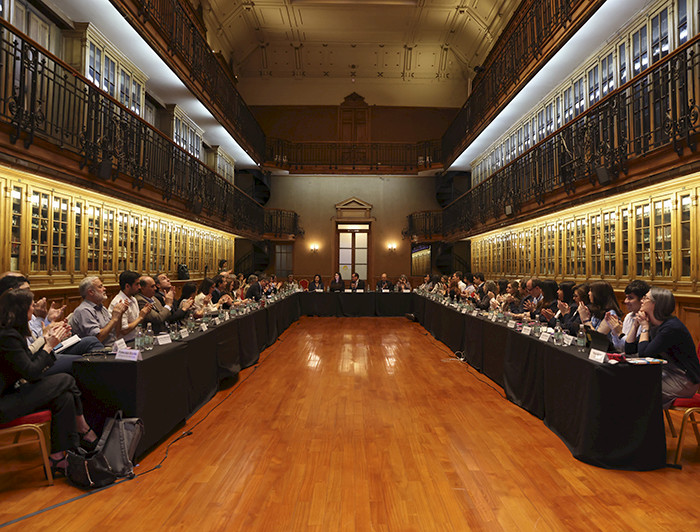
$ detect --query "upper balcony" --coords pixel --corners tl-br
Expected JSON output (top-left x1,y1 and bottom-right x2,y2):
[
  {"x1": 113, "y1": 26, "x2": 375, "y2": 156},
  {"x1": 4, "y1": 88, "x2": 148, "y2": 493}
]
[
  {"x1": 265, "y1": 138, "x2": 442, "y2": 175},
  {"x1": 0, "y1": 17, "x2": 286, "y2": 239},
  {"x1": 109, "y1": 0, "x2": 266, "y2": 164},
  {"x1": 441, "y1": 0, "x2": 605, "y2": 168},
  {"x1": 443, "y1": 35, "x2": 700, "y2": 239}
]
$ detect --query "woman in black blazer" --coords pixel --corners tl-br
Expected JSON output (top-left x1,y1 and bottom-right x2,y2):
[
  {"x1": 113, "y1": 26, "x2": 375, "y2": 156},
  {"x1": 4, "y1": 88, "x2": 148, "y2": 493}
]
[
  {"x1": 329, "y1": 272, "x2": 344, "y2": 292},
  {"x1": 308, "y1": 274, "x2": 324, "y2": 291},
  {"x1": 0, "y1": 289, "x2": 99, "y2": 475}
]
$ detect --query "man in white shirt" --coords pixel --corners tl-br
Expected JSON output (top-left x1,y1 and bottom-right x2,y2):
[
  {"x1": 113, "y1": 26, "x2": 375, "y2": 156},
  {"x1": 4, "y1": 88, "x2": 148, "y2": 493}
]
[{"x1": 109, "y1": 270, "x2": 151, "y2": 342}]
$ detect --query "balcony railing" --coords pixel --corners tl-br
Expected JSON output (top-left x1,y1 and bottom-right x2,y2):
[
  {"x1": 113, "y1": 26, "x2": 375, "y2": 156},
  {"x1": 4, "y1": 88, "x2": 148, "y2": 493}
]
[
  {"x1": 443, "y1": 35, "x2": 700, "y2": 237},
  {"x1": 116, "y1": 0, "x2": 266, "y2": 162},
  {"x1": 266, "y1": 138, "x2": 442, "y2": 173},
  {"x1": 442, "y1": 0, "x2": 599, "y2": 166},
  {"x1": 264, "y1": 209, "x2": 303, "y2": 237},
  {"x1": 0, "y1": 18, "x2": 265, "y2": 236},
  {"x1": 405, "y1": 210, "x2": 443, "y2": 240}
]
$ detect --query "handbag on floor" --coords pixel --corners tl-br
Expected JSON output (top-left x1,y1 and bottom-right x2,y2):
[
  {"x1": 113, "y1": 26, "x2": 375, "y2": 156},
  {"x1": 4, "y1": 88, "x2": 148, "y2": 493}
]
[{"x1": 66, "y1": 411, "x2": 144, "y2": 489}]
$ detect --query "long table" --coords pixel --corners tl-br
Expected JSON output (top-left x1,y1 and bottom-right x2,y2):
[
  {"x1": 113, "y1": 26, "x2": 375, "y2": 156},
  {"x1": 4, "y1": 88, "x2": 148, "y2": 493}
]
[
  {"x1": 73, "y1": 292, "x2": 666, "y2": 470},
  {"x1": 414, "y1": 296, "x2": 666, "y2": 470}
]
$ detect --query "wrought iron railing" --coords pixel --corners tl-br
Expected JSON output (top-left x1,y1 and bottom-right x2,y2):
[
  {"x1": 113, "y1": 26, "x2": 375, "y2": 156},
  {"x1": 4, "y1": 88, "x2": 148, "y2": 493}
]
[
  {"x1": 442, "y1": 0, "x2": 598, "y2": 166},
  {"x1": 443, "y1": 35, "x2": 700, "y2": 236},
  {"x1": 405, "y1": 210, "x2": 443, "y2": 240},
  {"x1": 264, "y1": 209, "x2": 303, "y2": 237},
  {"x1": 266, "y1": 138, "x2": 441, "y2": 172},
  {"x1": 0, "y1": 18, "x2": 265, "y2": 236},
  {"x1": 118, "y1": 0, "x2": 266, "y2": 162}
]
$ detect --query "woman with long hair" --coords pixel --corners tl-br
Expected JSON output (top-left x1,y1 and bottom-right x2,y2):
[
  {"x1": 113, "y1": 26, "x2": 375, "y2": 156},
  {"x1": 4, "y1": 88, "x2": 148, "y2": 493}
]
[
  {"x1": 625, "y1": 287, "x2": 700, "y2": 407},
  {"x1": 0, "y1": 289, "x2": 98, "y2": 476}
]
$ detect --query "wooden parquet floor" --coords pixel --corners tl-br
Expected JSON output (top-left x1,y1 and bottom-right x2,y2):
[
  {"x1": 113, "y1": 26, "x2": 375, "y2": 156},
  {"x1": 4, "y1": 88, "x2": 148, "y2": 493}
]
[{"x1": 2, "y1": 316, "x2": 700, "y2": 531}]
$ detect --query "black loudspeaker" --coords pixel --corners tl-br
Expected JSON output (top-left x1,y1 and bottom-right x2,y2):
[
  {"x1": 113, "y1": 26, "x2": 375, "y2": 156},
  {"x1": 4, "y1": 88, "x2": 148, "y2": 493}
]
[{"x1": 596, "y1": 166, "x2": 611, "y2": 185}]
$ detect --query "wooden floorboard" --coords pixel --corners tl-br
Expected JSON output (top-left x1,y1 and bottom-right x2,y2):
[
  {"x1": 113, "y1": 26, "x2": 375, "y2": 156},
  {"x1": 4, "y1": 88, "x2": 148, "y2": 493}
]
[{"x1": 2, "y1": 316, "x2": 700, "y2": 530}]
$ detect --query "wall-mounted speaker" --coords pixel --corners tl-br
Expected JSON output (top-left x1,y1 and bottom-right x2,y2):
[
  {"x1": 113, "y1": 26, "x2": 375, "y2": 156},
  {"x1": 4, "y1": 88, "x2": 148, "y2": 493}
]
[{"x1": 596, "y1": 166, "x2": 611, "y2": 185}]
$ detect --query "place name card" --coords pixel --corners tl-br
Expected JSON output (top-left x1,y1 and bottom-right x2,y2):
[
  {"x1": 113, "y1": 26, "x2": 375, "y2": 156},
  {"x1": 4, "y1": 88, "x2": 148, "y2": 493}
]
[
  {"x1": 357, "y1": 289, "x2": 364, "y2": 293},
  {"x1": 539, "y1": 332, "x2": 552, "y2": 342},
  {"x1": 521, "y1": 326, "x2": 532, "y2": 336},
  {"x1": 382, "y1": 289, "x2": 390, "y2": 293},
  {"x1": 315, "y1": 289, "x2": 323, "y2": 292},
  {"x1": 507, "y1": 320, "x2": 516, "y2": 329},
  {"x1": 200, "y1": 323, "x2": 208, "y2": 332},
  {"x1": 156, "y1": 334, "x2": 171, "y2": 345},
  {"x1": 461, "y1": 308, "x2": 468, "y2": 314},
  {"x1": 180, "y1": 329, "x2": 189, "y2": 338},
  {"x1": 213, "y1": 318, "x2": 221, "y2": 326},
  {"x1": 345, "y1": 289, "x2": 352, "y2": 293},
  {"x1": 111, "y1": 338, "x2": 128, "y2": 353},
  {"x1": 470, "y1": 310, "x2": 478, "y2": 317},
  {"x1": 223, "y1": 313, "x2": 230, "y2": 321},
  {"x1": 562, "y1": 335, "x2": 574, "y2": 346},
  {"x1": 115, "y1": 348, "x2": 141, "y2": 361},
  {"x1": 490, "y1": 314, "x2": 498, "y2": 322},
  {"x1": 589, "y1": 349, "x2": 608, "y2": 363}
]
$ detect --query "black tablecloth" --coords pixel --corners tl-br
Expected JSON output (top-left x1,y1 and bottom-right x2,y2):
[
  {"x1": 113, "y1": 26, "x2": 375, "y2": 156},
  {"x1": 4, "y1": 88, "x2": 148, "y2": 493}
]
[{"x1": 415, "y1": 297, "x2": 666, "y2": 470}]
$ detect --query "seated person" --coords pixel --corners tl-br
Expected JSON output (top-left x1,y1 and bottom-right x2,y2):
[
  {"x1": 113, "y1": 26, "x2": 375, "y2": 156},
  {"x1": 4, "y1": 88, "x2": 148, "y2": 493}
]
[
  {"x1": 598, "y1": 279, "x2": 650, "y2": 352},
  {"x1": 262, "y1": 276, "x2": 278, "y2": 297},
  {"x1": 211, "y1": 274, "x2": 228, "y2": 304},
  {"x1": 308, "y1": 274, "x2": 324, "y2": 292},
  {"x1": 394, "y1": 275, "x2": 412, "y2": 292},
  {"x1": 109, "y1": 270, "x2": 151, "y2": 342},
  {"x1": 136, "y1": 276, "x2": 193, "y2": 333},
  {"x1": 476, "y1": 280, "x2": 498, "y2": 310},
  {"x1": 431, "y1": 275, "x2": 448, "y2": 297},
  {"x1": 625, "y1": 287, "x2": 700, "y2": 408},
  {"x1": 578, "y1": 280, "x2": 623, "y2": 350},
  {"x1": 329, "y1": 272, "x2": 344, "y2": 292},
  {"x1": 154, "y1": 273, "x2": 176, "y2": 307},
  {"x1": 376, "y1": 273, "x2": 393, "y2": 292},
  {"x1": 177, "y1": 282, "x2": 198, "y2": 312},
  {"x1": 535, "y1": 279, "x2": 560, "y2": 323},
  {"x1": 500, "y1": 280, "x2": 521, "y2": 314},
  {"x1": 0, "y1": 288, "x2": 100, "y2": 475},
  {"x1": 284, "y1": 274, "x2": 299, "y2": 290},
  {"x1": 541, "y1": 280, "x2": 574, "y2": 328},
  {"x1": 193, "y1": 277, "x2": 233, "y2": 314},
  {"x1": 418, "y1": 274, "x2": 432, "y2": 291},
  {"x1": 349, "y1": 272, "x2": 365, "y2": 292},
  {"x1": 245, "y1": 274, "x2": 263, "y2": 301},
  {"x1": 70, "y1": 276, "x2": 127, "y2": 346},
  {"x1": 559, "y1": 283, "x2": 589, "y2": 336}
]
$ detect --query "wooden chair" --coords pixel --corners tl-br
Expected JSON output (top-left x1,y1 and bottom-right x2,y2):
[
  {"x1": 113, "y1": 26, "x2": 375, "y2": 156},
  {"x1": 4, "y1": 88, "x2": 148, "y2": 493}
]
[{"x1": 0, "y1": 410, "x2": 53, "y2": 485}]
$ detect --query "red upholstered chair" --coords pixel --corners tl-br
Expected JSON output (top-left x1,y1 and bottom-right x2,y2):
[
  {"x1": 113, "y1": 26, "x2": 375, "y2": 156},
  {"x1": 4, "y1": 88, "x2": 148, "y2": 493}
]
[
  {"x1": 299, "y1": 279, "x2": 309, "y2": 291},
  {"x1": 0, "y1": 410, "x2": 53, "y2": 485},
  {"x1": 664, "y1": 342, "x2": 700, "y2": 465}
]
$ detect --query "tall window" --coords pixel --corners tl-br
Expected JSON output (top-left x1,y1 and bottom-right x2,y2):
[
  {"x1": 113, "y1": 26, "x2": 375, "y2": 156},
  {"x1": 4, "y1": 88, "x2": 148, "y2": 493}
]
[
  {"x1": 678, "y1": 0, "x2": 688, "y2": 44},
  {"x1": 337, "y1": 224, "x2": 369, "y2": 281},
  {"x1": 651, "y1": 8, "x2": 669, "y2": 64},
  {"x1": 573, "y1": 77, "x2": 585, "y2": 117},
  {"x1": 588, "y1": 65, "x2": 600, "y2": 105},
  {"x1": 275, "y1": 244, "x2": 293, "y2": 278},
  {"x1": 619, "y1": 42, "x2": 627, "y2": 85},
  {"x1": 563, "y1": 87, "x2": 573, "y2": 123},
  {"x1": 601, "y1": 51, "x2": 615, "y2": 97},
  {"x1": 632, "y1": 25, "x2": 648, "y2": 76}
]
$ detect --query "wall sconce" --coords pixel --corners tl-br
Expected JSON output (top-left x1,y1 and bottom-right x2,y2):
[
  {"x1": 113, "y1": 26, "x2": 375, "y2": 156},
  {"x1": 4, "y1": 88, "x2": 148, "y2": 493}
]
[
  {"x1": 388, "y1": 243, "x2": 397, "y2": 252},
  {"x1": 310, "y1": 243, "x2": 319, "y2": 253}
]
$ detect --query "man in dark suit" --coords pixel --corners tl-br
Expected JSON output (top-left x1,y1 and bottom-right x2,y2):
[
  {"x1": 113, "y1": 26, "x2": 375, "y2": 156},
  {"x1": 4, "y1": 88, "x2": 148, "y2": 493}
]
[
  {"x1": 376, "y1": 273, "x2": 393, "y2": 292},
  {"x1": 349, "y1": 272, "x2": 365, "y2": 292},
  {"x1": 211, "y1": 274, "x2": 227, "y2": 304},
  {"x1": 136, "y1": 276, "x2": 192, "y2": 333},
  {"x1": 245, "y1": 274, "x2": 262, "y2": 301}
]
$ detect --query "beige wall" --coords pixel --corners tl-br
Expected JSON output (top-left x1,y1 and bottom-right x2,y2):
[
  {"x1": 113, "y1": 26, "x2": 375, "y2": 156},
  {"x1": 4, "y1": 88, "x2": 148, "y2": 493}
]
[{"x1": 266, "y1": 174, "x2": 440, "y2": 284}]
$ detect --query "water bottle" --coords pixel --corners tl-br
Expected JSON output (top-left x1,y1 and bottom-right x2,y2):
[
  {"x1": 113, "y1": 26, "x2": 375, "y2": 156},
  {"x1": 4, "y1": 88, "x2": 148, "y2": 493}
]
[
  {"x1": 145, "y1": 323, "x2": 154, "y2": 351},
  {"x1": 134, "y1": 324, "x2": 144, "y2": 351},
  {"x1": 576, "y1": 327, "x2": 588, "y2": 352},
  {"x1": 553, "y1": 320, "x2": 564, "y2": 346}
]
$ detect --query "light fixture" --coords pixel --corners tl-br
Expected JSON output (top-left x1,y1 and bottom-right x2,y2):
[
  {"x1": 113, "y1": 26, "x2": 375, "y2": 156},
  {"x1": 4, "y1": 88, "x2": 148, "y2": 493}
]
[
  {"x1": 388, "y1": 243, "x2": 397, "y2": 252},
  {"x1": 310, "y1": 243, "x2": 319, "y2": 253}
]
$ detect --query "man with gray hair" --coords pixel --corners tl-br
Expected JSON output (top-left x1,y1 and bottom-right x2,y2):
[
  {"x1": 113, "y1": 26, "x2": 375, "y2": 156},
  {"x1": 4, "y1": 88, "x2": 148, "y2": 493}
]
[{"x1": 70, "y1": 276, "x2": 127, "y2": 345}]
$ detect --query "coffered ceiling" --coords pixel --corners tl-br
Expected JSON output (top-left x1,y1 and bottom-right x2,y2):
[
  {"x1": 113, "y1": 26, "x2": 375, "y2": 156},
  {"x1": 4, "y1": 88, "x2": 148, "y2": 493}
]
[{"x1": 197, "y1": 0, "x2": 521, "y2": 107}]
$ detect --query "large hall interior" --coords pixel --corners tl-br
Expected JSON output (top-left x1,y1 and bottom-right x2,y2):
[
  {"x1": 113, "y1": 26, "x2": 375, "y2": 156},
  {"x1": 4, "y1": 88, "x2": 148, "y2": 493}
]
[{"x1": 1, "y1": 0, "x2": 700, "y2": 529}]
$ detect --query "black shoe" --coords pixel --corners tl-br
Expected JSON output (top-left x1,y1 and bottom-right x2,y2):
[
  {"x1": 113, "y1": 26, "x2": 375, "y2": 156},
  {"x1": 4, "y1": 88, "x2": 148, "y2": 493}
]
[
  {"x1": 49, "y1": 455, "x2": 67, "y2": 477},
  {"x1": 79, "y1": 429, "x2": 98, "y2": 452}
]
